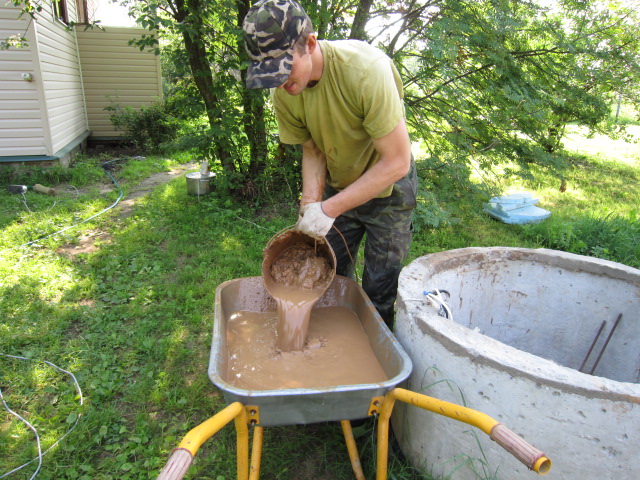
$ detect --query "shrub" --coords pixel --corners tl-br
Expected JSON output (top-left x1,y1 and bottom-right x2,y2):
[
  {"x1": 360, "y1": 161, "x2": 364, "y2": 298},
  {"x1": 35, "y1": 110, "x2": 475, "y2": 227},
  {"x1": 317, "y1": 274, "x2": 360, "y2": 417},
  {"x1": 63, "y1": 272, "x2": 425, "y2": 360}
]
[{"x1": 106, "y1": 102, "x2": 180, "y2": 152}]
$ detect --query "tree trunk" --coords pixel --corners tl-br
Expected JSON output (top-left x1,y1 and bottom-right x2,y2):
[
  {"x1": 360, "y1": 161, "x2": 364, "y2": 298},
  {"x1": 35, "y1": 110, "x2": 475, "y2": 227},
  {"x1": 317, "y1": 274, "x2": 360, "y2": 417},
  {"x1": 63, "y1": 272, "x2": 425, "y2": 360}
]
[
  {"x1": 237, "y1": 0, "x2": 269, "y2": 179},
  {"x1": 543, "y1": 120, "x2": 567, "y2": 154},
  {"x1": 349, "y1": 0, "x2": 374, "y2": 41},
  {"x1": 180, "y1": 0, "x2": 234, "y2": 172}
]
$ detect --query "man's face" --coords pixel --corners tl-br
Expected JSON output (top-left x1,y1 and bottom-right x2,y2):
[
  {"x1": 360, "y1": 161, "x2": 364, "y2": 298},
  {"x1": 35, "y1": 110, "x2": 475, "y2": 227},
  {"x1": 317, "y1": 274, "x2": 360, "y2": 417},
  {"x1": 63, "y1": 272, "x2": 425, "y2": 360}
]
[{"x1": 278, "y1": 47, "x2": 312, "y2": 96}]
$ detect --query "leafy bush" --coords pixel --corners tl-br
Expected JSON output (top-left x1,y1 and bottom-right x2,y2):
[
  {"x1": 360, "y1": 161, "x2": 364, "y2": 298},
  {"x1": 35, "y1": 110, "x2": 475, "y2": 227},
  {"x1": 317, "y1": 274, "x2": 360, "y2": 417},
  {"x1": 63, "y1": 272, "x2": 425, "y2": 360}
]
[
  {"x1": 106, "y1": 102, "x2": 180, "y2": 152},
  {"x1": 413, "y1": 187, "x2": 453, "y2": 231}
]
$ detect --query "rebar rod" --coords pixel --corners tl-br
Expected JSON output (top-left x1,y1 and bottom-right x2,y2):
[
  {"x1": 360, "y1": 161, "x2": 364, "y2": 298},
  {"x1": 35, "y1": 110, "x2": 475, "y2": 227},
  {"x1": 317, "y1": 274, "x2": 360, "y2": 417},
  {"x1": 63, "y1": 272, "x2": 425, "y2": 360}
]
[
  {"x1": 589, "y1": 313, "x2": 623, "y2": 375},
  {"x1": 579, "y1": 320, "x2": 607, "y2": 372}
]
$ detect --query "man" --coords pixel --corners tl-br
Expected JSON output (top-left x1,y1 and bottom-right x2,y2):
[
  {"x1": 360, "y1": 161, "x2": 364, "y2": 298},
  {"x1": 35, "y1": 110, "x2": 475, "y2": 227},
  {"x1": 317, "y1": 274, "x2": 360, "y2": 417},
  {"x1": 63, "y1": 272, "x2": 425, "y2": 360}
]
[{"x1": 243, "y1": 0, "x2": 417, "y2": 328}]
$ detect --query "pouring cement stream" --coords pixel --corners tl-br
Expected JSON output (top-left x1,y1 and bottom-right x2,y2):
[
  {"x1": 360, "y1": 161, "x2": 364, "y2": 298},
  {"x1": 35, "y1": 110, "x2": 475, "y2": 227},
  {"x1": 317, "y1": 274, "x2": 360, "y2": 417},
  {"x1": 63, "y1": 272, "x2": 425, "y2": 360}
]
[
  {"x1": 261, "y1": 230, "x2": 335, "y2": 352},
  {"x1": 225, "y1": 229, "x2": 389, "y2": 390}
]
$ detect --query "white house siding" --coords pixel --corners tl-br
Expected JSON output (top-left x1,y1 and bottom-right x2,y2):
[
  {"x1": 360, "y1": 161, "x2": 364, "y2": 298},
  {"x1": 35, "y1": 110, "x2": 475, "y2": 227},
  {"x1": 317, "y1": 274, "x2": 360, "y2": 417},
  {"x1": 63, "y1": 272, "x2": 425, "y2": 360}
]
[
  {"x1": 32, "y1": 2, "x2": 89, "y2": 155},
  {"x1": 76, "y1": 27, "x2": 163, "y2": 138},
  {"x1": 0, "y1": 6, "x2": 49, "y2": 157}
]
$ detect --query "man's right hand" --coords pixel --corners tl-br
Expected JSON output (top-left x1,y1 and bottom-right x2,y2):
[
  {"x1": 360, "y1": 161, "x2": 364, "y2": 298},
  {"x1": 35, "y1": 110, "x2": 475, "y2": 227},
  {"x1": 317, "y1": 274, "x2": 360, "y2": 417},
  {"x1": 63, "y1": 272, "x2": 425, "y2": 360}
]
[{"x1": 296, "y1": 202, "x2": 335, "y2": 239}]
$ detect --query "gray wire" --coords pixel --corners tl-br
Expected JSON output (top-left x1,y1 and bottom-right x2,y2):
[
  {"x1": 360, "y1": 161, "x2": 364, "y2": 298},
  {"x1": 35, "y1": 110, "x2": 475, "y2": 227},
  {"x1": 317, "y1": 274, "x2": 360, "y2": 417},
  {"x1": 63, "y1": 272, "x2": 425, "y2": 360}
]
[
  {"x1": 234, "y1": 215, "x2": 274, "y2": 231},
  {"x1": 0, "y1": 388, "x2": 42, "y2": 479},
  {"x1": 0, "y1": 353, "x2": 84, "y2": 479},
  {"x1": 18, "y1": 167, "x2": 123, "y2": 248},
  {"x1": 19, "y1": 191, "x2": 32, "y2": 213},
  {"x1": 0, "y1": 161, "x2": 124, "y2": 255}
]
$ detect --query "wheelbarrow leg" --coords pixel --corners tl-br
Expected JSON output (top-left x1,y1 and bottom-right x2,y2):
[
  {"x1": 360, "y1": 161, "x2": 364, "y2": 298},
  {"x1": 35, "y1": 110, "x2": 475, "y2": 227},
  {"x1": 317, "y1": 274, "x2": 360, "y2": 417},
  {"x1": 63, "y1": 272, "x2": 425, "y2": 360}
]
[
  {"x1": 249, "y1": 426, "x2": 264, "y2": 480},
  {"x1": 341, "y1": 420, "x2": 366, "y2": 480},
  {"x1": 234, "y1": 409, "x2": 250, "y2": 480}
]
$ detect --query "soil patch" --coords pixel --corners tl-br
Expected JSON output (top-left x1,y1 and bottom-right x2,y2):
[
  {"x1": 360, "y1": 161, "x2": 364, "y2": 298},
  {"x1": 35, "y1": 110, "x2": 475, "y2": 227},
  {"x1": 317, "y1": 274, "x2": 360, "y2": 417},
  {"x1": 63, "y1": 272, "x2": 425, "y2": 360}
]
[{"x1": 57, "y1": 229, "x2": 113, "y2": 257}]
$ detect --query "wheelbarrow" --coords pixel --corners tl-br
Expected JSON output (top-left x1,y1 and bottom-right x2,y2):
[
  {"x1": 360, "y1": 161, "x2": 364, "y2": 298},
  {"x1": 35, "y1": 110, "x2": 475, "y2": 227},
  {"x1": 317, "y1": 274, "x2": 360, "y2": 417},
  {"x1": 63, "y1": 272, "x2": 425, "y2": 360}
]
[{"x1": 157, "y1": 276, "x2": 552, "y2": 479}]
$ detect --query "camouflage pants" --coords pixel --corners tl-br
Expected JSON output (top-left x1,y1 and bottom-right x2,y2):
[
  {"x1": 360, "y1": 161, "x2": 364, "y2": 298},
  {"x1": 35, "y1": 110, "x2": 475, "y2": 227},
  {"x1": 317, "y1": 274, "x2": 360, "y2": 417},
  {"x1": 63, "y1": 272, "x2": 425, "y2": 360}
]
[{"x1": 325, "y1": 161, "x2": 417, "y2": 328}]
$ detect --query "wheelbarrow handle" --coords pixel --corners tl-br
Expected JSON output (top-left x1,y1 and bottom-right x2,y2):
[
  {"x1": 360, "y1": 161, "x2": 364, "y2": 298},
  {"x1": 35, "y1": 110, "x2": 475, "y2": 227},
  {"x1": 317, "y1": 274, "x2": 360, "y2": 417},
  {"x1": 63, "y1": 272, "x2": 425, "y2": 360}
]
[
  {"x1": 156, "y1": 403, "x2": 248, "y2": 480},
  {"x1": 156, "y1": 448, "x2": 193, "y2": 480},
  {"x1": 376, "y1": 388, "x2": 551, "y2": 478}
]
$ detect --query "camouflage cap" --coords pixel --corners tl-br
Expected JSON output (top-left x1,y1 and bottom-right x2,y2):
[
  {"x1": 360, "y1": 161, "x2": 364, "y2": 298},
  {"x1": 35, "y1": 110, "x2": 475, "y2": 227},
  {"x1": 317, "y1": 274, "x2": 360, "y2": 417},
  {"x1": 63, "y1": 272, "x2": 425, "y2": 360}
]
[{"x1": 243, "y1": 0, "x2": 310, "y2": 89}]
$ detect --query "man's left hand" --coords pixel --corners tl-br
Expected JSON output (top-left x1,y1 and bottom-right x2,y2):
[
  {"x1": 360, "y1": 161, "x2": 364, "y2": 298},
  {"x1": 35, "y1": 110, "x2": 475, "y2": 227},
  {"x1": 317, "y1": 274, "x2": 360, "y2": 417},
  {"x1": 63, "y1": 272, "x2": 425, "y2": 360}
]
[{"x1": 296, "y1": 202, "x2": 335, "y2": 239}]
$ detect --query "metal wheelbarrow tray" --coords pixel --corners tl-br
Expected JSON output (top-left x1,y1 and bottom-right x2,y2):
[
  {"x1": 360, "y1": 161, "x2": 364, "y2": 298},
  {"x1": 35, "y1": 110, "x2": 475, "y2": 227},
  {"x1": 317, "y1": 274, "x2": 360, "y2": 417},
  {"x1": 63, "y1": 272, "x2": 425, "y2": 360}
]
[{"x1": 208, "y1": 275, "x2": 412, "y2": 427}]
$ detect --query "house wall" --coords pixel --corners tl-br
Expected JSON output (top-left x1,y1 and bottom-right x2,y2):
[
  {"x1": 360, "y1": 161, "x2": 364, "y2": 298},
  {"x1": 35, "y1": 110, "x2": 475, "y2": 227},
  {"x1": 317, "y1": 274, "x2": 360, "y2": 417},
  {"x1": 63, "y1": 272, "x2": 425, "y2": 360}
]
[
  {"x1": 0, "y1": 6, "x2": 49, "y2": 157},
  {"x1": 0, "y1": 2, "x2": 89, "y2": 159},
  {"x1": 34, "y1": 2, "x2": 88, "y2": 155},
  {"x1": 76, "y1": 27, "x2": 163, "y2": 138}
]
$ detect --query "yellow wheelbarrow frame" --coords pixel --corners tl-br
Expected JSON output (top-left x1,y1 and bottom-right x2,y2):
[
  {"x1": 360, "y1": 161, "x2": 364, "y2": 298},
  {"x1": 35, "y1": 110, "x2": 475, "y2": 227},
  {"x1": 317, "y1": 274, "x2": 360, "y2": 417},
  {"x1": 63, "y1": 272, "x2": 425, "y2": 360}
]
[{"x1": 157, "y1": 387, "x2": 551, "y2": 480}]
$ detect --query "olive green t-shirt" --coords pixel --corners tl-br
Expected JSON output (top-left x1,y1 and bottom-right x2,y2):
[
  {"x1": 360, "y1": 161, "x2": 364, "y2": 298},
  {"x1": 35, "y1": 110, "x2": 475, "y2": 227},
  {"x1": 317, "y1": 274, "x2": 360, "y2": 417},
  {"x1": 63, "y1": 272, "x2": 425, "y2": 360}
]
[{"x1": 271, "y1": 40, "x2": 405, "y2": 198}]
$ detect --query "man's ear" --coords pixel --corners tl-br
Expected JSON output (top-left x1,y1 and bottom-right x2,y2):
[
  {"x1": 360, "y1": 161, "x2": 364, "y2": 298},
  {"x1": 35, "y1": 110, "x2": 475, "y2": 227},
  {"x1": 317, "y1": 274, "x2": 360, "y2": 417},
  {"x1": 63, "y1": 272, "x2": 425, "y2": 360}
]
[{"x1": 307, "y1": 34, "x2": 317, "y2": 54}]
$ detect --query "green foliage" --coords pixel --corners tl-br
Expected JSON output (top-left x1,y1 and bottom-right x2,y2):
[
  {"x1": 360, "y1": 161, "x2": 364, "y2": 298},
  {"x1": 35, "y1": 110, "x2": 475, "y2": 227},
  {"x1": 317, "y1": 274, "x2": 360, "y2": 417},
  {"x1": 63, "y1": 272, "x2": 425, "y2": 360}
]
[
  {"x1": 0, "y1": 156, "x2": 105, "y2": 188},
  {"x1": 125, "y1": 0, "x2": 254, "y2": 170},
  {"x1": 160, "y1": 48, "x2": 206, "y2": 122},
  {"x1": 378, "y1": 0, "x2": 640, "y2": 185},
  {"x1": 1, "y1": 124, "x2": 639, "y2": 478},
  {"x1": 1, "y1": 33, "x2": 28, "y2": 50},
  {"x1": 170, "y1": 121, "x2": 301, "y2": 207},
  {"x1": 610, "y1": 102, "x2": 640, "y2": 127},
  {"x1": 412, "y1": 171, "x2": 456, "y2": 232},
  {"x1": 8, "y1": 0, "x2": 640, "y2": 205},
  {"x1": 106, "y1": 103, "x2": 180, "y2": 152},
  {"x1": 300, "y1": 0, "x2": 358, "y2": 39},
  {"x1": 522, "y1": 211, "x2": 640, "y2": 268},
  {"x1": 113, "y1": 0, "x2": 640, "y2": 204}
]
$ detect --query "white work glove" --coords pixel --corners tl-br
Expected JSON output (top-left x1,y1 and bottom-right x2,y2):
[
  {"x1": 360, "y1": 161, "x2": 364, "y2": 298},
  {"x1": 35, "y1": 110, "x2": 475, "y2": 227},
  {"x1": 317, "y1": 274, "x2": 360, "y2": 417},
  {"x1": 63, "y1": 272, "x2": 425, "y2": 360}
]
[{"x1": 296, "y1": 202, "x2": 335, "y2": 239}]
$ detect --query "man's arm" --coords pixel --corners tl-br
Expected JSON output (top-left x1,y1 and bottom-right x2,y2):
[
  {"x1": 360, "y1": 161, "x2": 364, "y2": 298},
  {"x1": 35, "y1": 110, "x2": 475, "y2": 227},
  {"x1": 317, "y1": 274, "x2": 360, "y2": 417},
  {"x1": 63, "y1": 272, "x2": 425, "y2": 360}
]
[
  {"x1": 321, "y1": 119, "x2": 411, "y2": 218},
  {"x1": 300, "y1": 137, "x2": 327, "y2": 209}
]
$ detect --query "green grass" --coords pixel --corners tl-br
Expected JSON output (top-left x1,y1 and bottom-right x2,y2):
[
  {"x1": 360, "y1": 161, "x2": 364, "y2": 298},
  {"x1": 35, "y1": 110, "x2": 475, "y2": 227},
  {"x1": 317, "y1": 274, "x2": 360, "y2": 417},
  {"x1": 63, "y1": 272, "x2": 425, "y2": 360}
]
[{"x1": 1, "y1": 127, "x2": 639, "y2": 480}]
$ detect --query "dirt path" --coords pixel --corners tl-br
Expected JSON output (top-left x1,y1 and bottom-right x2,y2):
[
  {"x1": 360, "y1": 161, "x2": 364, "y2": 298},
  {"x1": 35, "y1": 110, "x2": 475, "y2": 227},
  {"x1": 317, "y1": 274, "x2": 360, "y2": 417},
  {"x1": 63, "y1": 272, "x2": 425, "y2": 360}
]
[
  {"x1": 117, "y1": 162, "x2": 199, "y2": 218},
  {"x1": 57, "y1": 162, "x2": 198, "y2": 257}
]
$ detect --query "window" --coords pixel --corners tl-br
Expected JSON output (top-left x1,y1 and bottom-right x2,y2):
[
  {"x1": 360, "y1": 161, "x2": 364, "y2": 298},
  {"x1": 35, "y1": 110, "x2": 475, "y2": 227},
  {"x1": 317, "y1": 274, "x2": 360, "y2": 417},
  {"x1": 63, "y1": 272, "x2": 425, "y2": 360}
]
[{"x1": 53, "y1": 0, "x2": 69, "y2": 25}]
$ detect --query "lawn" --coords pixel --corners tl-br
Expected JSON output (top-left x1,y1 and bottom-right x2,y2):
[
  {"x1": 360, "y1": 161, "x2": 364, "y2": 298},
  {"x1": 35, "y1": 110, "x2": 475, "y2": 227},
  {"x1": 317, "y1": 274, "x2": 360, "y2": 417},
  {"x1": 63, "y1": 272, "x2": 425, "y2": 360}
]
[{"x1": 1, "y1": 127, "x2": 638, "y2": 480}]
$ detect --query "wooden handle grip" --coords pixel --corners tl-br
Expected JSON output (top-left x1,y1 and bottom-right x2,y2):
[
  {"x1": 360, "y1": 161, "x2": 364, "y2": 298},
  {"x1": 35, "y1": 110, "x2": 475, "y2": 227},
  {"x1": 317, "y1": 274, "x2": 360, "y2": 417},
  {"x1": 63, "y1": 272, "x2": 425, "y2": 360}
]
[
  {"x1": 156, "y1": 448, "x2": 193, "y2": 480},
  {"x1": 490, "y1": 424, "x2": 551, "y2": 475},
  {"x1": 34, "y1": 184, "x2": 56, "y2": 195}
]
